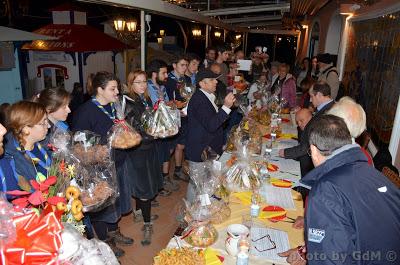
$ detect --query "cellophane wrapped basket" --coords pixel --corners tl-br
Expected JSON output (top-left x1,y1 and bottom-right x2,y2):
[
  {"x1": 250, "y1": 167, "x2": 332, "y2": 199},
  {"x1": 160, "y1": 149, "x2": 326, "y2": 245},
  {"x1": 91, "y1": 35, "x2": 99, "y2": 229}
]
[
  {"x1": 59, "y1": 223, "x2": 119, "y2": 265},
  {"x1": 48, "y1": 127, "x2": 82, "y2": 196},
  {"x1": 181, "y1": 152, "x2": 236, "y2": 247},
  {"x1": 223, "y1": 142, "x2": 268, "y2": 192},
  {"x1": 71, "y1": 131, "x2": 119, "y2": 212},
  {"x1": 225, "y1": 119, "x2": 262, "y2": 156},
  {"x1": 141, "y1": 100, "x2": 179, "y2": 138},
  {"x1": 108, "y1": 98, "x2": 142, "y2": 149}
]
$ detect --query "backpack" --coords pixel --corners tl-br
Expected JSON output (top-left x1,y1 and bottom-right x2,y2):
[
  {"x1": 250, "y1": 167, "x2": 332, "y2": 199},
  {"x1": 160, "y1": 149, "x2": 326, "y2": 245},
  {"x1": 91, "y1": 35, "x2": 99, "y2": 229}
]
[{"x1": 321, "y1": 66, "x2": 345, "y2": 100}]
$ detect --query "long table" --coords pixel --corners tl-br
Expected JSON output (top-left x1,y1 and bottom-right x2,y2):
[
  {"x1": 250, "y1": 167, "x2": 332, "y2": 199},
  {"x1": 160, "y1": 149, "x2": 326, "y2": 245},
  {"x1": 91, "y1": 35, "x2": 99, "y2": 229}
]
[{"x1": 167, "y1": 116, "x2": 305, "y2": 264}]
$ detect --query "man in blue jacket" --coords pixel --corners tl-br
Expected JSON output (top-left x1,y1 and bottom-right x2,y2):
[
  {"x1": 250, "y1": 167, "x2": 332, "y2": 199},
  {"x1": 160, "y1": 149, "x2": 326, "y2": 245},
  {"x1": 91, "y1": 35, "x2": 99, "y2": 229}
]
[
  {"x1": 279, "y1": 115, "x2": 400, "y2": 265},
  {"x1": 185, "y1": 69, "x2": 235, "y2": 201}
]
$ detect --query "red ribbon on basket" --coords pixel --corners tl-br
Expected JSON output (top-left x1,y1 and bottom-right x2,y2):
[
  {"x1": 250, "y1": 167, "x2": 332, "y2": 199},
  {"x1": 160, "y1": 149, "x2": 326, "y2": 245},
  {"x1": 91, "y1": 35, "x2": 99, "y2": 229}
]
[
  {"x1": 153, "y1": 99, "x2": 164, "y2": 111},
  {"x1": 113, "y1": 119, "x2": 130, "y2": 131},
  {"x1": 2, "y1": 211, "x2": 63, "y2": 265}
]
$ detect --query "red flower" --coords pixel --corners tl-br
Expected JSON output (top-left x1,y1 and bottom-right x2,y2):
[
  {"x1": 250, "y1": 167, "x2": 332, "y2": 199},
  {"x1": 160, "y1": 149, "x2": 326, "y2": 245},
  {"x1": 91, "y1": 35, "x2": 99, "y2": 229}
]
[
  {"x1": 59, "y1": 160, "x2": 66, "y2": 173},
  {"x1": 7, "y1": 175, "x2": 65, "y2": 208}
]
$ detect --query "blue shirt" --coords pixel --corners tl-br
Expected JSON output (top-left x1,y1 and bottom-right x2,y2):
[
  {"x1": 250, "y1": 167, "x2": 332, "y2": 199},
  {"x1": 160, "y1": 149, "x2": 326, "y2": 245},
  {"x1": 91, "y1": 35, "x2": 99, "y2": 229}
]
[
  {"x1": 187, "y1": 73, "x2": 196, "y2": 86},
  {"x1": 317, "y1": 99, "x2": 334, "y2": 112},
  {"x1": 147, "y1": 80, "x2": 169, "y2": 105}
]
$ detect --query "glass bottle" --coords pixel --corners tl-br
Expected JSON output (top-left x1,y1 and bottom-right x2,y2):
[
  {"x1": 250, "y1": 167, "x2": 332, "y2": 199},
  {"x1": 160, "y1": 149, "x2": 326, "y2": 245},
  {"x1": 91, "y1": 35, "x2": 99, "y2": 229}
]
[
  {"x1": 250, "y1": 189, "x2": 260, "y2": 218},
  {"x1": 236, "y1": 239, "x2": 250, "y2": 265}
]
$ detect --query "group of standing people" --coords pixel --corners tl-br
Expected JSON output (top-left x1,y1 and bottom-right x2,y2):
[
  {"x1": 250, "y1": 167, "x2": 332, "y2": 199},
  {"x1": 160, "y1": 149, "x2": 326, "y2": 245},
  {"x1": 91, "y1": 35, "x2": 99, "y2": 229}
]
[
  {"x1": 0, "y1": 48, "x2": 222, "y2": 258},
  {"x1": 1, "y1": 44, "x2": 398, "y2": 265}
]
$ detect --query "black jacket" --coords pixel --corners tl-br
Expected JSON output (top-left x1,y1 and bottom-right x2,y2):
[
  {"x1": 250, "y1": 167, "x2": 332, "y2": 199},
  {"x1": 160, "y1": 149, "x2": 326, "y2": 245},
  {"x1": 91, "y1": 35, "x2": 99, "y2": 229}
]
[
  {"x1": 186, "y1": 90, "x2": 230, "y2": 162},
  {"x1": 284, "y1": 100, "x2": 335, "y2": 177},
  {"x1": 301, "y1": 144, "x2": 400, "y2": 265},
  {"x1": 124, "y1": 95, "x2": 155, "y2": 148}
]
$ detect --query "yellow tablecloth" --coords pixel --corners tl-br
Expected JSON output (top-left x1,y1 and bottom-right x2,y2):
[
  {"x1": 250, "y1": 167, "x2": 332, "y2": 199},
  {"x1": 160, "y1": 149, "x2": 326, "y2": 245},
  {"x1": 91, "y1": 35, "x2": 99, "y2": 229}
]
[{"x1": 167, "y1": 114, "x2": 304, "y2": 264}]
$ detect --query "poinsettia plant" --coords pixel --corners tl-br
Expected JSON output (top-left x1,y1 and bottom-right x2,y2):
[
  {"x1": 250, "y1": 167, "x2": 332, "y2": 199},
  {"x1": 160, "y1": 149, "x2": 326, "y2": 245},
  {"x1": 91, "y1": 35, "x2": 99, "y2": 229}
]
[{"x1": 7, "y1": 175, "x2": 66, "y2": 209}]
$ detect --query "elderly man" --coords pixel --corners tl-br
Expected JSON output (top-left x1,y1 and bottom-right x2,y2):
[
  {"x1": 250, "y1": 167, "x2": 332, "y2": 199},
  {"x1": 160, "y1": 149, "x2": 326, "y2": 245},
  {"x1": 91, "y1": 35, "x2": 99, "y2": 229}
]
[
  {"x1": 185, "y1": 69, "x2": 235, "y2": 202},
  {"x1": 327, "y1": 97, "x2": 373, "y2": 165},
  {"x1": 279, "y1": 109, "x2": 313, "y2": 176},
  {"x1": 295, "y1": 108, "x2": 313, "y2": 132},
  {"x1": 327, "y1": 96, "x2": 366, "y2": 139},
  {"x1": 279, "y1": 81, "x2": 334, "y2": 176},
  {"x1": 279, "y1": 115, "x2": 400, "y2": 265},
  {"x1": 317, "y1": 53, "x2": 340, "y2": 100}
]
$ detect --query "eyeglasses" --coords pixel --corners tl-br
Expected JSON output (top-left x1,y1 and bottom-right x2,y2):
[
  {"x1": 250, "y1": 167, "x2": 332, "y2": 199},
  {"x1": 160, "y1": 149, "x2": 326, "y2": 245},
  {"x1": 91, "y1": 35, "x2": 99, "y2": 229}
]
[
  {"x1": 34, "y1": 119, "x2": 49, "y2": 128},
  {"x1": 252, "y1": 234, "x2": 276, "y2": 252},
  {"x1": 308, "y1": 145, "x2": 331, "y2": 156},
  {"x1": 132, "y1": 81, "x2": 147, "y2": 84}
]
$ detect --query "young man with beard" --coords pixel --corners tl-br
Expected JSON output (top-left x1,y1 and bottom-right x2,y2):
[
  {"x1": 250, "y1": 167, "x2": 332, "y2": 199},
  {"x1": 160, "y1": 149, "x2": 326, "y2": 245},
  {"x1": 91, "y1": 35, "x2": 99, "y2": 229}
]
[
  {"x1": 201, "y1": 46, "x2": 216, "y2": 69},
  {"x1": 147, "y1": 59, "x2": 170, "y2": 104},
  {"x1": 146, "y1": 60, "x2": 180, "y2": 194}
]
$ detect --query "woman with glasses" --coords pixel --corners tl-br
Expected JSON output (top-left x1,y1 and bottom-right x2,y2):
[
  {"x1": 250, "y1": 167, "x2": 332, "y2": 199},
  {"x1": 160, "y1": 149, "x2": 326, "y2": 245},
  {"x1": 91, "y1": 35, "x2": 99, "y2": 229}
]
[
  {"x1": 124, "y1": 70, "x2": 163, "y2": 246},
  {"x1": 72, "y1": 71, "x2": 133, "y2": 258},
  {"x1": 3, "y1": 101, "x2": 50, "y2": 187}
]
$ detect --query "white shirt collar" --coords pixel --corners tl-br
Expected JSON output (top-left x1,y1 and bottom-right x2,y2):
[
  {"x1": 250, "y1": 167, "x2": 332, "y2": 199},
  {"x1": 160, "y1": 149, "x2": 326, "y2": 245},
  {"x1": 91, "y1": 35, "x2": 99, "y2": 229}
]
[{"x1": 200, "y1": 89, "x2": 218, "y2": 112}]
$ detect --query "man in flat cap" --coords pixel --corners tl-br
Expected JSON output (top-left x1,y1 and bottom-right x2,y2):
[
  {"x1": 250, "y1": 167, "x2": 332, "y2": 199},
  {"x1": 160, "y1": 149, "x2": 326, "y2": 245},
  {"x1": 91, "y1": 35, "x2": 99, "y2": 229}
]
[
  {"x1": 317, "y1": 53, "x2": 340, "y2": 100},
  {"x1": 185, "y1": 69, "x2": 236, "y2": 202}
]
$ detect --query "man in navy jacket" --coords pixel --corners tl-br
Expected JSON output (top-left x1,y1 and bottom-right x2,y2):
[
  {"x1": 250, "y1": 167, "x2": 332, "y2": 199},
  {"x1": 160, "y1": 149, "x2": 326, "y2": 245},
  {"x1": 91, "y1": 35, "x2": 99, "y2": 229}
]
[
  {"x1": 185, "y1": 69, "x2": 235, "y2": 201},
  {"x1": 279, "y1": 81, "x2": 335, "y2": 177},
  {"x1": 279, "y1": 115, "x2": 400, "y2": 265},
  {"x1": 186, "y1": 69, "x2": 235, "y2": 162}
]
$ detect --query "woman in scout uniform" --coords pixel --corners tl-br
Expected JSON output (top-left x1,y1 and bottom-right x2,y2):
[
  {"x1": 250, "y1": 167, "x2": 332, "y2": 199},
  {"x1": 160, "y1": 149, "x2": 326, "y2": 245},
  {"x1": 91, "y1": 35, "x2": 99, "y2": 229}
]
[
  {"x1": 4, "y1": 101, "x2": 51, "y2": 187},
  {"x1": 36, "y1": 87, "x2": 71, "y2": 135},
  {"x1": 37, "y1": 87, "x2": 95, "y2": 239},
  {"x1": 72, "y1": 71, "x2": 132, "y2": 258},
  {"x1": 124, "y1": 70, "x2": 164, "y2": 246}
]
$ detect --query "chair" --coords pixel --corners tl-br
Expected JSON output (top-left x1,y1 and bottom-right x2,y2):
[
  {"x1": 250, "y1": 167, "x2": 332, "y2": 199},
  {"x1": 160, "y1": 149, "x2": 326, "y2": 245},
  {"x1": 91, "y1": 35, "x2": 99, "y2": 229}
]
[{"x1": 382, "y1": 166, "x2": 400, "y2": 188}]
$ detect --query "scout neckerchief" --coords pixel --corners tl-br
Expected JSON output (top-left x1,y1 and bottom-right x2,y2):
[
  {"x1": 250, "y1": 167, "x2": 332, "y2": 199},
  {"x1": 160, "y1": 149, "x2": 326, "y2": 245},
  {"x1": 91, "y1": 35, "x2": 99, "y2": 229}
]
[
  {"x1": 139, "y1": 94, "x2": 150, "y2": 109},
  {"x1": 0, "y1": 159, "x2": 17, "y2": 193},
  {"x1": 14, "y1": 139, "x2": 51, "y2": 181},
  {"x1": 54, "y1": 121, "x2": 69, "y2": 131},
  {"x1": 168, "y1": 71, "x2": 183, "y2": 82},
  {"x1": 92, "y1": 97, "x2": 116, "y2": 120},
  {"x1": 168, "y1": 71, "x2": 185, "y2": 100}
]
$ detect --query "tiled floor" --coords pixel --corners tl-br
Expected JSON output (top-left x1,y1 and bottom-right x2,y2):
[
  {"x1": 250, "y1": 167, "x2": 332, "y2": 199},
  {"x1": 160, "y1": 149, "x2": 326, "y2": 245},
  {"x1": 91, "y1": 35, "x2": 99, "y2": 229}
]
[{"x1": 118, "y1": 181, "x2": 188, "y2": 265}]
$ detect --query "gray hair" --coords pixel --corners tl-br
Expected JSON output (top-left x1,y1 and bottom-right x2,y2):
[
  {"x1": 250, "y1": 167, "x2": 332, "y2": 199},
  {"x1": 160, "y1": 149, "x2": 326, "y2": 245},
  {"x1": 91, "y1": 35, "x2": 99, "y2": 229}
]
[
  {"x1": 327, "y1": 96, "x2": 366, "y2": 138},
  {"x1": 309, "y1": 115, "x2": 352, "y2": 156}
]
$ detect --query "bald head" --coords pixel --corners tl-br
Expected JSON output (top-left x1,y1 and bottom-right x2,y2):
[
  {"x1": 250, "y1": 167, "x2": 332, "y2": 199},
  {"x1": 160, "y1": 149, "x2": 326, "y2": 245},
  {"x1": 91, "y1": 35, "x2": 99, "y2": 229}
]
[
  {"x1": 210, "y1": 63, "x2": 221, "y2": 75},
  {"x1": 327, "y1": 96, "x2": 366, "y2": 138},
  {"x1": 295, "y1": 108, "x2": 312, "y2": 131}
]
